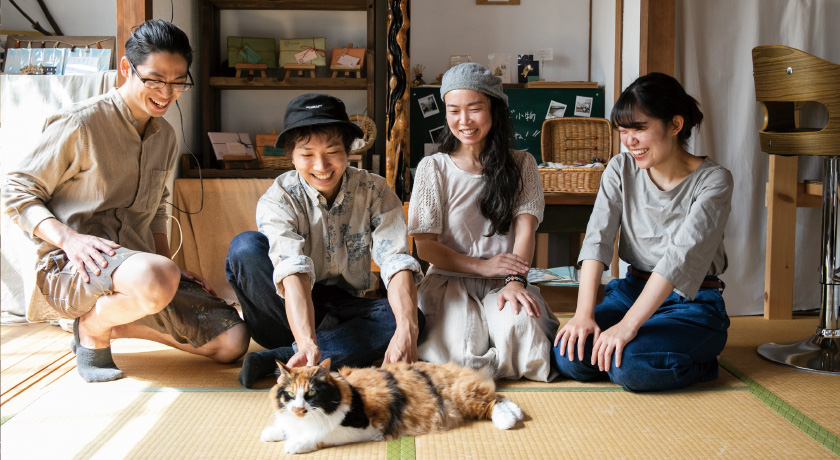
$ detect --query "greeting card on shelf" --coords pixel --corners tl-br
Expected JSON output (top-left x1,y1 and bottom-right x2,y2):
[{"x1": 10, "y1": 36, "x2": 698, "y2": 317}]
[
  {"x1": 330, "y1": 45, "x2": 366, "y2": 78},
  {"x1": 227, "y1": 37, "x2": 277, "y2": 68},
  {"x1": 279, "y1": 38, "x2": 327, "y2": 67},
  {"x1": 207, "y1": 132, "x2": 256, "y2": 161}
]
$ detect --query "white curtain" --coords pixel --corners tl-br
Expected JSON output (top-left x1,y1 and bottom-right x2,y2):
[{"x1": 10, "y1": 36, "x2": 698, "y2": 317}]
[{"x1": 675, "y1": 0, "x2": 840, "y2": 315}]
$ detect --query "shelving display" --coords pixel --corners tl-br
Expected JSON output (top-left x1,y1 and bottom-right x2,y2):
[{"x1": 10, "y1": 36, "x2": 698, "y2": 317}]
[{"x1": 197, "y1": 0, "x2": 375, "y2": 175}]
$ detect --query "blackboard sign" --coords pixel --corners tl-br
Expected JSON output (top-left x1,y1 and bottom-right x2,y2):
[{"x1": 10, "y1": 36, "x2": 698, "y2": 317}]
[{"x1": 409, "y1": 86, "x2": 604, "y2": 168}]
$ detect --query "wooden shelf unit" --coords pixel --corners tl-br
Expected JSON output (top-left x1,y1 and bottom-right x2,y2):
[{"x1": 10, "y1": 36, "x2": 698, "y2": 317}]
[{"x1": 198, "y1": 0, "x2": 375, "y2": 173}]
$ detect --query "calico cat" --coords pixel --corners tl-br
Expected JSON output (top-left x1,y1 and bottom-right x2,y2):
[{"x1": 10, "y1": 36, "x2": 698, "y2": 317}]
[{"x1": 260, "y1": 358, "x2": 524, "y2": 454}]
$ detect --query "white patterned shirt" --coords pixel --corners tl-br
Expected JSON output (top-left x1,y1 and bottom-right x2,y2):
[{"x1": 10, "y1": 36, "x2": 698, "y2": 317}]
[{"x1": 257, "y1": 167, "x2": 422, "y2": 298}]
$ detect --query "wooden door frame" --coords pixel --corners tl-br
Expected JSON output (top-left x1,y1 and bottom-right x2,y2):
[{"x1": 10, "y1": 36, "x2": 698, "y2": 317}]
[{"x1": 116, "y1": 0, "x2": 153, "y2": 86}]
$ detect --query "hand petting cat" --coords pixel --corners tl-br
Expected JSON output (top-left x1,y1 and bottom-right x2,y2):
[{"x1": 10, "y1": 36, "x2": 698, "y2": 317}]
[
  {"x1": 382, "y1": 325, "x2": 418, "y2": 365},
  {"x1": 287, "y1": 342, "x2": 320, "y2": 367}
]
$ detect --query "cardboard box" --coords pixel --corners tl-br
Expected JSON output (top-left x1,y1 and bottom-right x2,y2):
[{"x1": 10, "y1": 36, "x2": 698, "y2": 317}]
[{"x1": 227, "y1": 36, "x2": 277, "y2": 68}]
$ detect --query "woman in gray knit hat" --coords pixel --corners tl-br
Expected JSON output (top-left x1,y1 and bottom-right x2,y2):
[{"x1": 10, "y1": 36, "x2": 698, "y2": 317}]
[{"x1": 407, "y1": 63, "x2": 559, "y2": 381}]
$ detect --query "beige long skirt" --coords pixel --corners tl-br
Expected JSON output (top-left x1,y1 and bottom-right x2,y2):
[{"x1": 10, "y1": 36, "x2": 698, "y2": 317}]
[{"x1": 416, "y1": 274, "x2": 560, "y2": 382}]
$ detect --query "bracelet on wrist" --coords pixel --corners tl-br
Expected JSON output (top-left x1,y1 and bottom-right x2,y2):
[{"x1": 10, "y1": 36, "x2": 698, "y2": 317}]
[{"x1": 504, "y1": 274, "x2": 528, "y2": 287}]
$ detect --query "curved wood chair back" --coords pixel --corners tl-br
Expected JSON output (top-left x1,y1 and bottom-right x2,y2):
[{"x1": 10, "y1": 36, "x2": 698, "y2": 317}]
[{"x1": 752, "y1": 45, "x2": 840, "y2": 156}]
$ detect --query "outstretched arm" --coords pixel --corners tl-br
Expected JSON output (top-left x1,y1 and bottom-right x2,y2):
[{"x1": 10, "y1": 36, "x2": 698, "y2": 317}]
[
  {"x1": 283, "y1": 273, "x2": 320, "y2": 367},
  {"x1": 382, "y1": 270, "x2": 420, "y2": 364}
]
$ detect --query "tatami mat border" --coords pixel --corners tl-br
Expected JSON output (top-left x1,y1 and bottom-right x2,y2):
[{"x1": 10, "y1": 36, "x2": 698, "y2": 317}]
[
  {"x1": 720, "y1": 359, "x2": 840, "y2": 456},
  {"x1": 386, "y1": 436, "x2": 415, "y2": 460}
]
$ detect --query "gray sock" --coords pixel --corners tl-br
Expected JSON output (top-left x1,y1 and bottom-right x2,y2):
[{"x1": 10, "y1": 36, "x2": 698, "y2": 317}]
[
  {"x1": 73, "y1": 318, "x2": 124, "y2": 383},
  {"x1": 238, "y1": 347, "x2": 295, "y2": 388}
]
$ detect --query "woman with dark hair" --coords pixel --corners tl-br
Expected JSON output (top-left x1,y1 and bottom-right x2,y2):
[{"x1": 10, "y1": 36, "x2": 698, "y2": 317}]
[
  {"x1": 408, "y1": 63, "x2": 559, "y2": 381},
  {"x1": 552, "y1": 72, "x2": 733, "y2": 392}
]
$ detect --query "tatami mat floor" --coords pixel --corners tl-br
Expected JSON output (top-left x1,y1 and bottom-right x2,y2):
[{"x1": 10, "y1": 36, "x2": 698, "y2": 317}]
[{"x1": 1, "y1": 316, "x2": 838, "y2": 459}]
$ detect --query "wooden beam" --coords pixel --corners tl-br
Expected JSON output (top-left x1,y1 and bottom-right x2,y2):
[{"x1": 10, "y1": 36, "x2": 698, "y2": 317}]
[
  {"x1": 611, "y1": 0, "x2": 623, "y2": 279},
  {"x1": 764, "y1": 154, "x2": 798, "y2": 320},
  {"x1": 116, "y1": 0, "x2": 153, "y2": 86},
  {"x1": 639, "y1": 0, "x2": 675, "y2": 76}
]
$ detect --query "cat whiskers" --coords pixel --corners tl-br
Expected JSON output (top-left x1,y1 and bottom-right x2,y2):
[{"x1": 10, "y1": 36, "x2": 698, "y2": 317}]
[{"x1": 309, "y1": 406, "x2": 331, "y2": 432}]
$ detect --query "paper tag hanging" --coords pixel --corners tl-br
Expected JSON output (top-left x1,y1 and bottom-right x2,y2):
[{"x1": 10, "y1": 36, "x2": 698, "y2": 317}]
[
  {"x1": 294, "y1": 48, "x2": 318, "y2": 64},
  {"x1": 337, "y1": 53, "x2": 360, "y2": 67}
]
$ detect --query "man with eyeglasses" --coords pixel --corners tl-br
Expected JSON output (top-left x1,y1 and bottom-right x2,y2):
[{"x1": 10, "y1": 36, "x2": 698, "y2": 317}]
[{"x1": 2, "y1": 19, "x2": 249, "y2": 382}]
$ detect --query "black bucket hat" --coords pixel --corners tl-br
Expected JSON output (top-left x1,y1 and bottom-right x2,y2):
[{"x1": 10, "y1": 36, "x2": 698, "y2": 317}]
[{"x1": 275, "y1": 93, "x2": 364, "y2": 147}]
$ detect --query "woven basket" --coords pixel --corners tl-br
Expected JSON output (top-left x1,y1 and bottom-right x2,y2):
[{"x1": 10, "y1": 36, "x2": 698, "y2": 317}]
[
  {"x1": 255, "y1": 115, "x2": 376, "y2": 170},
  {"x1": 539, "y1": 117, "x2": 614, "y2": 194},
  {"x1": 255, "y1": 130, "x2": 292, "y2": 170}
]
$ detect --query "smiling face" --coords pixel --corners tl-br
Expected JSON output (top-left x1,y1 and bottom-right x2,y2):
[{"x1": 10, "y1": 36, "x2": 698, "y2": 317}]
[
  {"x1": 118, "y1": 51, "x2": 189, "y2": 125},
  {"x1": 617, "y1": 111, "x2": 683, "y2": 170},
  {"x1": 444, "y1": 89, "x2": 493, "y2": 152},
  {"x1": 291, "y1": 133, "x2": 349, "y2": 204}
]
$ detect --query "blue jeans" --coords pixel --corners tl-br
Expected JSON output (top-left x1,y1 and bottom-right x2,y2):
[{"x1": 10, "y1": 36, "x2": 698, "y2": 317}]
[
  {"x1": 552, "y1": 269, "x2": 729, "y2": 392},
  {"x1": 225, "y1": 231, "x2": 424, "y2": 369}
]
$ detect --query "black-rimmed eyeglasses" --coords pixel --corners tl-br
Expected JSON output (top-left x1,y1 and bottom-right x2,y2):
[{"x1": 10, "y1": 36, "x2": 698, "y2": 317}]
[{"x1": 128, "y1": 60, "x2": 194, "y2": 92}]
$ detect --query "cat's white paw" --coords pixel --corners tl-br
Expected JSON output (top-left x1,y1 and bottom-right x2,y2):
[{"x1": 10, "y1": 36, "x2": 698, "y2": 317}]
[
  {"x1": 284, "y1": 440, "x2": 317, "y2": 455},
  {"x1": 498, "y1": 397, "x2": 523, "y2": 421},
  {"x1": 260, "y1": 425, "x2": 286, "y2": 442},
  {"x1": 491, "y1": 398, "x2": 524, "y2": 430}
]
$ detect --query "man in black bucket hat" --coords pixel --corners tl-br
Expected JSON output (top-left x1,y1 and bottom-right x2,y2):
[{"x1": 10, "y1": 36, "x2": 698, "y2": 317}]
[{"x1": 225, "y1": 93, "x2": 425, "y2": 387}]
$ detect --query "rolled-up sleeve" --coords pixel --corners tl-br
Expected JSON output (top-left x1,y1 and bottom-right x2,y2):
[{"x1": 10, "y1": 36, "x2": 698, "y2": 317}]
[
  {"x1": 2, "y1": 114, "x2": 84, "y2": 238},
  {"x1": 371, "y1": 186, "x2": 423, "y2": 288},
  {"x1": 256, "y1": 183, "x2": 316, "y2": 298}
]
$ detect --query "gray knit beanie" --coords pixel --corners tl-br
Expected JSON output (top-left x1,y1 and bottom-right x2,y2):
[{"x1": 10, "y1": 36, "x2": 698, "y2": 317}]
[{"x1": 440, "y1": 62, "x2": 508, "y2": 106}]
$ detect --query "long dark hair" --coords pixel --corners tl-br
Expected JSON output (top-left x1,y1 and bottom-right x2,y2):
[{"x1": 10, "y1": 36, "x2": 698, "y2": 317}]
[
  {"x1": 437, "y1": 94, "x2": 521, "y2": 236},
  {"x1": 125, "y1": 19, "x2": 193, "y2": 68},
  {"x1": 611, "y1": 72, "x2": 703, "y2": 148}
]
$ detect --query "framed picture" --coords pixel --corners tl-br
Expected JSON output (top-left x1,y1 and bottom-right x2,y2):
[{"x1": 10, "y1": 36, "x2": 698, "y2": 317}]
[{"x1": 476, "y1": 0, "x2": 520, "y2": 4}]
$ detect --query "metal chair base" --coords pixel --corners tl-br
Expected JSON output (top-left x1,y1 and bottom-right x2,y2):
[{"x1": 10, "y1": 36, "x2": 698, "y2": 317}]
[
  {"x1": 757, "y1": 157, "x2": 840, "y2": 374},
  {"x1": 758, "y1": 333, "x2": 840, "y2": 374}
]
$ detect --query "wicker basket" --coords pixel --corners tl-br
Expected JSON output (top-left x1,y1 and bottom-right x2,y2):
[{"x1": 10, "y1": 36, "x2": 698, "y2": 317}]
[
  {"x1": 255, "y1": 114, "x2": 376, "y2": 170},
  {"x1": 255, "y1": 129, "x2": 292, "y2": 170},
  {"x1": 539, "y1": 117, "x2": 614, "y2": 194}
]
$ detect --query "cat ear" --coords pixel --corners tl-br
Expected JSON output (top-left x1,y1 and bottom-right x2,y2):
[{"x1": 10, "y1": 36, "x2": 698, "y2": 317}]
[
  {"x1": 318, "y1": 358, "x2": 331, "y2": 371},
  {"x1": 276, "y1": 360, "x2": 291, "y2": 380}
]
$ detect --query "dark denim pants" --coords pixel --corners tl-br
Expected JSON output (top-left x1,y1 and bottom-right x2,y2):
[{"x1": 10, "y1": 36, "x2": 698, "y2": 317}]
[
  {"x1": 225, "y1": 231, "x2": 424, "y2": 369},
  {"x1": 552, "y1": 268, "x2": 729, "y2": 392}
]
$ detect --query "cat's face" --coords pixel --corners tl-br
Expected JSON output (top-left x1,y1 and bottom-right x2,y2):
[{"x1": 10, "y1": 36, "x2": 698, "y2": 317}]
[{"x1": 271, "y1": 359, "x2": 343, "y2": 418}]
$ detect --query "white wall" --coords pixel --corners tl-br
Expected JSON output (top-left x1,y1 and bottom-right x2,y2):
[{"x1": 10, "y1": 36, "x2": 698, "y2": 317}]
[{"x1": 410, "y1": 0, "x2": 592, "y2": 84}]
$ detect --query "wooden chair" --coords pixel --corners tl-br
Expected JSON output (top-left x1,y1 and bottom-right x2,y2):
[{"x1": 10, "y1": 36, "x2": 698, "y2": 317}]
[{"x1": 752, "y1": 45, "x2": 840, "y2": 372}]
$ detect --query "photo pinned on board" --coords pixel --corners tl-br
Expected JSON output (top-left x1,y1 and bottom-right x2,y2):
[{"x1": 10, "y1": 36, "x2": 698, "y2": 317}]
[
  {"x1": 545, "y1": 100, "x2": 567, "y2": 119},
  {"x1": 574, "y1": 96, "x2": 593, "y2": 117},
  {"x1": 429, "y1": 125, "x2": 445, "y2": 144},
  {"x1": 418, "y1": 94, "x2": 440, "y2": 118}
]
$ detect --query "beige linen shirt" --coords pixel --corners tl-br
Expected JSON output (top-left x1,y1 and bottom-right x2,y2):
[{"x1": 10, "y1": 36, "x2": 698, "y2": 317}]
[
  {"x1": 3, "y1": 88, "x2": 178, "y2": 269},
  {"x1": 257, "y1": 167, "x2": 422, "y2": 298}
]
